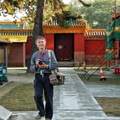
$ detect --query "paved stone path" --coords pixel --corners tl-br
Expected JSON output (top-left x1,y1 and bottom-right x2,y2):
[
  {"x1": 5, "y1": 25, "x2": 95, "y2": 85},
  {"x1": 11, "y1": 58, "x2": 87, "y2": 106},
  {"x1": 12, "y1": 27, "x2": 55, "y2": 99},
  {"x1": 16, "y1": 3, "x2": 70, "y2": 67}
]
[
  {"x1": 1, "y1": 68, "x2": 120, "y2": 120},
  {"x1": 87, "y1": 84, "x2": 120, "y2": 98}
]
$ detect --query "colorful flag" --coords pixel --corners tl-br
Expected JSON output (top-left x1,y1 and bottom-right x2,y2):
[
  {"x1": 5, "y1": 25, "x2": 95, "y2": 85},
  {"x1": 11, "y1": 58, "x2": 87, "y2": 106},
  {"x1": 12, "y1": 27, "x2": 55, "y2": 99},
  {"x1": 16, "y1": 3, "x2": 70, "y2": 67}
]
[{"x1": 106, "y1": 18, "x2": 120, "y2": 59}]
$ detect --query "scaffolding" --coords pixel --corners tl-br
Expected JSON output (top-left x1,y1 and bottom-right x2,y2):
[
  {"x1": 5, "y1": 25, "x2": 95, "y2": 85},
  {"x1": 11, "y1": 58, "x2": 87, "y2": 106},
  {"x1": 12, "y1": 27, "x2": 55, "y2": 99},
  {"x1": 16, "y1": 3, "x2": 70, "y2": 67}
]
[{"x1": 82, "y1": 39, "x2": 120, "y2": 80}]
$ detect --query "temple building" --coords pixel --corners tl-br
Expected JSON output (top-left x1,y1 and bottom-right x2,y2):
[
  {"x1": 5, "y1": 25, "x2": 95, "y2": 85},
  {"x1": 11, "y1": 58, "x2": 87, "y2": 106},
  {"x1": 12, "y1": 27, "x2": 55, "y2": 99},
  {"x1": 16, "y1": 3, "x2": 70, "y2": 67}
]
[{"x1": 0, "y1": 19, "x2": 119, "y2": 67}]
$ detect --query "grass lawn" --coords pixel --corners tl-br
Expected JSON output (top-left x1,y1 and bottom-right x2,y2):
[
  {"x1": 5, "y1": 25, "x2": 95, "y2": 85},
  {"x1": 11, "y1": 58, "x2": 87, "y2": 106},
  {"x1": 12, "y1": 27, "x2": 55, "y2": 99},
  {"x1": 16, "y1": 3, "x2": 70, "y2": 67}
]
[
  {"x1": 0, "y1": 83, "x2": 37, "y2": 111},
  {"x1": 96, "y1": 98, "x2": 120, "y2": 116}
]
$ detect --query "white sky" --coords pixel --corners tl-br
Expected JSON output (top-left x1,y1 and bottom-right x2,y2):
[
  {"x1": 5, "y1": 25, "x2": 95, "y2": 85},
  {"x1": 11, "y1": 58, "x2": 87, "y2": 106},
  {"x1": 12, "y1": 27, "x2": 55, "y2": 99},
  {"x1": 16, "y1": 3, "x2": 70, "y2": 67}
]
[{"x1": 63, "y1": 0, "x2": 71, "y2": 4}]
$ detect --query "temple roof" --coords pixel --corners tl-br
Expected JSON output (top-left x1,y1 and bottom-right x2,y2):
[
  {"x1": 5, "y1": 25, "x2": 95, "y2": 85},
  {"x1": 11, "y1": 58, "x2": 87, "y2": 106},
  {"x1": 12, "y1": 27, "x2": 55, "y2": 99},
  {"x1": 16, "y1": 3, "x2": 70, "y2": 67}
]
[
  {"x1": 0, "y1": 29, "x2": 33, "y2": 36},
  {"x1": 0, "y1": 29, "x2": 106, "y2": 39},
  {"x1": 0, "y1": 21, "x2": 107, "y2": 42},
  {"x1": 0, "y1": 22, "x2": 24, "y2": 29}
]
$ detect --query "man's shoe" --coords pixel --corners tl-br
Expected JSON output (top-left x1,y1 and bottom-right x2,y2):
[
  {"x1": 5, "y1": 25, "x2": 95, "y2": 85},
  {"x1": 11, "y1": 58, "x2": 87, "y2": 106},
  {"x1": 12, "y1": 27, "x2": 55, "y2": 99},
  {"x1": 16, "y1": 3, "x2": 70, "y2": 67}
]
[
  {"x1": 45, "y1": 118, "x2": 51, "y2": 120},
  {"x1": 35, "y1": 114, "x2": 43, "y2": 119}
]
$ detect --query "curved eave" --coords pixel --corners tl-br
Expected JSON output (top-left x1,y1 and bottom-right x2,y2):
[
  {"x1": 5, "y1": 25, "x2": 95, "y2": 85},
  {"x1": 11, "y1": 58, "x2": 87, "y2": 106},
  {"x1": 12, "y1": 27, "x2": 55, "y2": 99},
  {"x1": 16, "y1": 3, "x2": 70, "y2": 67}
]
[{"x1": 0, "y1": 29, "x2": 33, "y2": 36}]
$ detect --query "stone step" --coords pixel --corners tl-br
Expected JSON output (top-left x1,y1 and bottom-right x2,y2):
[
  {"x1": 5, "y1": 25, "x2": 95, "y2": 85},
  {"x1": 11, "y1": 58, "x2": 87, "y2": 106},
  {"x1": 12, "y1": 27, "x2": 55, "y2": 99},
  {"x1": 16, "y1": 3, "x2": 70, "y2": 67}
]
[{"x1": 0, "y1": 106, "x2": 12, "y2": 120}]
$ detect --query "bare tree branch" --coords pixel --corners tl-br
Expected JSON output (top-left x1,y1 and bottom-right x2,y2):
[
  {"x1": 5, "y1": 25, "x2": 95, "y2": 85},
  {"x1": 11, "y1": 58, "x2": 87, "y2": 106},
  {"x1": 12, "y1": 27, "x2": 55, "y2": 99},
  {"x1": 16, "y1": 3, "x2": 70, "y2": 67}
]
[{"x1": 78, "y1": 0, "x2": 91, "y2": 7}]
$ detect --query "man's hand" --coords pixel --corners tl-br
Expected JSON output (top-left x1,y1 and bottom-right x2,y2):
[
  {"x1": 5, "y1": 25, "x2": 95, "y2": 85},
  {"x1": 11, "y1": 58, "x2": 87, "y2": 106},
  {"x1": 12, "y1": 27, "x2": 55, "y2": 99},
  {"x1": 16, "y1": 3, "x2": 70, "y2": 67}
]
[
  {"x1": 38, "y1": 62, "x2": 48, "y2": 68},
  {"x1": 36, "y1": 60, "x2": 48, "y2": 68},
  {"x1": 36, "y1": 59, "x2": 40, "y2": 67}
]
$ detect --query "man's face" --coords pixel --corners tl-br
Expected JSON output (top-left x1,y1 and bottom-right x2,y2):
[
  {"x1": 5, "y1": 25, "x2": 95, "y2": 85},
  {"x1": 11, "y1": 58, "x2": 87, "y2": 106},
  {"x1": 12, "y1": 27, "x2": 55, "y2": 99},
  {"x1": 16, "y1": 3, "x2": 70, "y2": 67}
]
[{"x1": 36, "y1": 39, "x2": 46, "y2": 49}]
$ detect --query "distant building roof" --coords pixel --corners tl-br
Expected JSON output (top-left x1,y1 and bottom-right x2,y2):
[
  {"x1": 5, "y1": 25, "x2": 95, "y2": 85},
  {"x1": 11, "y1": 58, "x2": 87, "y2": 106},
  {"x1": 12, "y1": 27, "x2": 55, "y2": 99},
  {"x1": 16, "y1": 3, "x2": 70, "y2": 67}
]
[{"x1": 0, "y1": 22, "x2": 24, "y2": 29}]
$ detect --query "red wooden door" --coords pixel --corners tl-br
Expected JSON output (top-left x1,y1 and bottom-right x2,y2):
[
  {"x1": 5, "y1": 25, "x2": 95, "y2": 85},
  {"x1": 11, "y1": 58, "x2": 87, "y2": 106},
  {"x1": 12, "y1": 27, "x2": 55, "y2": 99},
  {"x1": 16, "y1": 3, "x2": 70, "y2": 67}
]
[{"x1": 55, "y1": 34, "x2": 74, "y2": 61}]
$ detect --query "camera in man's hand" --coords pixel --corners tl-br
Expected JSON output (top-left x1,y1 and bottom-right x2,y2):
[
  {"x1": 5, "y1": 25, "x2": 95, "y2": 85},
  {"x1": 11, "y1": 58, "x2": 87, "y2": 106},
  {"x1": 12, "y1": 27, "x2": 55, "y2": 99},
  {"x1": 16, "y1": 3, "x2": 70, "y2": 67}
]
[{"x1": 38, "y1": 60, "x2": 43, "y2": 65}]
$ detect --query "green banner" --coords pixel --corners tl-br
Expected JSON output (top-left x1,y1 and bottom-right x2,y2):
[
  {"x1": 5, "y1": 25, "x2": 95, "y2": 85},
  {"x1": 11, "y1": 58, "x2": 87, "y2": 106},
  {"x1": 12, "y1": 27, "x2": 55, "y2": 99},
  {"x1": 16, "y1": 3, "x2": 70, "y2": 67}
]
[{"x1": 106, "y1": 19, "x2": 120, "y2": 59}]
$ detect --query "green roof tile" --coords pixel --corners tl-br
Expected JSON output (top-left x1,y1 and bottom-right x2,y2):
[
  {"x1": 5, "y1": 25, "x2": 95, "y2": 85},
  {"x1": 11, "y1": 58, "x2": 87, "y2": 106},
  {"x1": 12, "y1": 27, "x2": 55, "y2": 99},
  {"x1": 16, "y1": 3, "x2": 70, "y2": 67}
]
[{"x1": 0, "y1": 24, "x2": 23, "y2": 29}]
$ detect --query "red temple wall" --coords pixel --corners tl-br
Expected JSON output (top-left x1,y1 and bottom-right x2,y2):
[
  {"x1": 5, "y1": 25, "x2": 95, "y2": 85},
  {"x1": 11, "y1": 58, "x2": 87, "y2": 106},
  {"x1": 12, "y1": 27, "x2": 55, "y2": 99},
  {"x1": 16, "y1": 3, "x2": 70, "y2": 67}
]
[{"x1": 8, "y1": 43, "x2": 23, "y2": 66}]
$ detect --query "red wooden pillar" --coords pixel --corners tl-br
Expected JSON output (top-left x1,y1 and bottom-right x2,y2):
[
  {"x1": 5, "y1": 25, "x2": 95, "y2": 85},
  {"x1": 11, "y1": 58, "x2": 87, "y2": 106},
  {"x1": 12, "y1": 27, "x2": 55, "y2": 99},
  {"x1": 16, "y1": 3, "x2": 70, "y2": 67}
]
[
  {"x1": 44, "y1": 34, "x2": 54, "y2": 51},
  {"x1": 74, "y1": 33, "x2": 85, "y2": 63}
]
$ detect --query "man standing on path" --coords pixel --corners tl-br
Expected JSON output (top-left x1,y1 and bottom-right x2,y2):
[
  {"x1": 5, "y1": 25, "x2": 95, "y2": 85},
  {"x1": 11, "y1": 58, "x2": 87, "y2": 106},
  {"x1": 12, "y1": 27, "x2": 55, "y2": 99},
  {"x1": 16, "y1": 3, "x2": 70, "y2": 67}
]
[{"x1": 30, "y1": 36, "x2": 58, "y2": 120}]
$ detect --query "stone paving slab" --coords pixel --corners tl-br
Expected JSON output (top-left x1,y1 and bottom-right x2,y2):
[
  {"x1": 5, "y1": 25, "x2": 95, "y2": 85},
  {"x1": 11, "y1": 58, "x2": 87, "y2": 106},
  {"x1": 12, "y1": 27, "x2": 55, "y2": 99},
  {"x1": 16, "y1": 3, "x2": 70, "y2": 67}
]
[
  {"x1": 10, "y1": 111, "x2": 120, "y2": 120},
  {"x1": 9, "y1": 114, "x2": 37, "y2": 120},
  {"x1": 0, "y1": 106, "x2": 12, "y2": 120},
  {"x1": 87, "y1": 85, "x2": 120, "y2": 98}
]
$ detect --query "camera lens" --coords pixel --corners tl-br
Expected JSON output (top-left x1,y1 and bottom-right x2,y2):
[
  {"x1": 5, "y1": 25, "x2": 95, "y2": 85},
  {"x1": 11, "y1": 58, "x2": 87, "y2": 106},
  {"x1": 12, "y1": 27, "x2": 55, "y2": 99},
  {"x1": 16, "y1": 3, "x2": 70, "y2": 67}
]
[{"x1": 38, "y1": 61, "x2": 43, "y2": 65}]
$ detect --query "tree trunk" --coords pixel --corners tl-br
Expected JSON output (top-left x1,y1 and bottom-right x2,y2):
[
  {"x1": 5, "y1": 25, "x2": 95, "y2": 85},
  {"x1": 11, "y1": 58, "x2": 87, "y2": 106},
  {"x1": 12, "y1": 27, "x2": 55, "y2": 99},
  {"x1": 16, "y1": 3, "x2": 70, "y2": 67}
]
[{"x1": 26, "y1": 0, "x2": 44, "y2": 73}]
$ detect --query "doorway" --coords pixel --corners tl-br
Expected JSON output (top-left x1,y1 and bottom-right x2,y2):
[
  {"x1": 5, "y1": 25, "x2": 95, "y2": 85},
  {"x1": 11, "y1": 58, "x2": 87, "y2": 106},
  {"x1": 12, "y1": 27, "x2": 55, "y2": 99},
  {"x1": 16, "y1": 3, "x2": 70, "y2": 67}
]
[{"x1": 55, "y1": 33, "x2": 74, "y2": 61}]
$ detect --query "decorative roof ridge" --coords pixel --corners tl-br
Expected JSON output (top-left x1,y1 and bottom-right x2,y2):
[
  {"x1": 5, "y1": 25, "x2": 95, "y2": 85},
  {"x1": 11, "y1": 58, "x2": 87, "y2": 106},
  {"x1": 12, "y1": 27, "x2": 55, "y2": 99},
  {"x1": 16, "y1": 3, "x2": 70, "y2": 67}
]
[
  {"x1": 86, "y1": 29, "x2": 106, "y2": 32},
  {"x1": 43, "y1": 19, "x2": 87, "y2": 27},
  {"x1": 43, "y1": 24, "x2": 87, "y2": 27},
  {"x1": 0, "y1": 22, "x2": 23, "y2": 24},
  {"x1": 0, "y1": 29, "x2": 33, "y2": 36},
  {"x1": 0, "y1": 28, "x2": 106, "y2": 36},
  {"x1": 0, "y1": 29, "x2": 33, "y2": 31},
  {"x1": 85, "y1": 29, "x2": 106, "y2": 39}
]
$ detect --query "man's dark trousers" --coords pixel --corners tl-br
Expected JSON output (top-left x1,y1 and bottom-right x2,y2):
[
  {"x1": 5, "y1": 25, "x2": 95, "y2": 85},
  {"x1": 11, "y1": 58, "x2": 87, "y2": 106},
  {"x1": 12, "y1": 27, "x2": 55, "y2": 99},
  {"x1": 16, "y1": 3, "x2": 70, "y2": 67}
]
[{"x1": 34, "y1": 73, "x2": 53, "y2": 119}]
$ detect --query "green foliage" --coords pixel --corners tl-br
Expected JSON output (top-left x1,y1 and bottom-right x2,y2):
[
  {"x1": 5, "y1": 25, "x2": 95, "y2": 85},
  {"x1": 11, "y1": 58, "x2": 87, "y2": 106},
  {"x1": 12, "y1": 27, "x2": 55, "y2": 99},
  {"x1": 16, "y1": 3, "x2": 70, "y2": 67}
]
[
  {"x1": 43, "y1": 0, "x2": 68, "y2": 23},
  {"x1": 0, "y1": 0, "x2": 68, "y2": 27},
  {"x1": 54, "y1": 10, "x2": 82, "y2": 28},
  {"x1": 69, "y1": 0, "x2": 120, "y2": 29},
  {"x1": 0, "y1": 0, "x2": 90, "y2": 28},
  {"x1": 0, "y1": 0, "x2": 37, "y2": 24}
]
